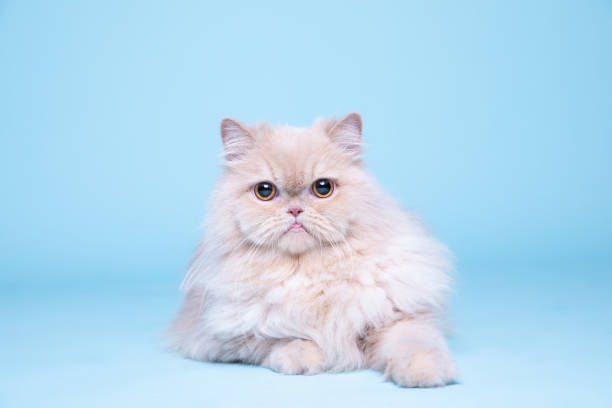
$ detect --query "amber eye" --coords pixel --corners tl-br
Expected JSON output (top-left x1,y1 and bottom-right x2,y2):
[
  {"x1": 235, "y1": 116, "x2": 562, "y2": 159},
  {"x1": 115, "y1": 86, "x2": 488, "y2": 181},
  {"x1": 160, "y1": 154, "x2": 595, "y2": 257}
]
[
  {"x1": 312, "y1": 178, "x2": 334, "y2": 198},
  {"x1": 254, "y1": 182, "x2": 276, "y2": 201}
]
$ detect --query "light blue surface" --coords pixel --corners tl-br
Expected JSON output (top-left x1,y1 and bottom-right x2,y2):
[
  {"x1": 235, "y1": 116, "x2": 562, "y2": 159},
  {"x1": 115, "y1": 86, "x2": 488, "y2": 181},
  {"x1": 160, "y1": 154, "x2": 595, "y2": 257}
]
[{"x1": 1, "y1": 1, "x2": 611, "y2": 407}]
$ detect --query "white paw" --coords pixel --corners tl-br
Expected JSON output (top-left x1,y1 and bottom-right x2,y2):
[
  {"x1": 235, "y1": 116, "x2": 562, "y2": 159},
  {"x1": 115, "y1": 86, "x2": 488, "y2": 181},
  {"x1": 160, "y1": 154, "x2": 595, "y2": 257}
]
[
  {"x1": 384, "y1": 349, "x2": 457, "y2": 387},
  {"x1": 264, "y1": 339, "x2": 325, "y2": 375}
]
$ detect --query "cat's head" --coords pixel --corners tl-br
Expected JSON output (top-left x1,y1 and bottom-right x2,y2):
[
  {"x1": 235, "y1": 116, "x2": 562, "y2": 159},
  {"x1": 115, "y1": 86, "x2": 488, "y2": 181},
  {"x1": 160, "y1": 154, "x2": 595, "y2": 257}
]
[{"x1": 213, "y1": 113, "x2": 376, "y2": 256}]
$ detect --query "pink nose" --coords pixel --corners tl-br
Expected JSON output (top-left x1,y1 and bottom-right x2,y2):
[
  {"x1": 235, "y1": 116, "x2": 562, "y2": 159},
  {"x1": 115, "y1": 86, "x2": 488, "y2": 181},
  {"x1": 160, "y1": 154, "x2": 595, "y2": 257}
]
[{"x1": 287, "y1": 207, "x2": 303, "y2": 217}]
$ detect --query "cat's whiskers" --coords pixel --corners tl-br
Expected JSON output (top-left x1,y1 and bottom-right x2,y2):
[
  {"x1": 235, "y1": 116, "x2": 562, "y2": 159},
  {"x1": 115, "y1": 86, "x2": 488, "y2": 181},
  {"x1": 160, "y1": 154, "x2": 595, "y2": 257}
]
[
  {"x1": 317, "y1": 223, "x2": 346, "y2": 266},
  {"x1": 221, "y1": 219, "x2": 284, "y2": 296},
  {"x1": 337, "y1": 233, "x2": 356, "y2": 279},
  {"x1": 308, "y1": 213, "x2": 348, "y2": 265},
  {"x1": 243, "y1": 218, "x2": 287, "y2": 266},
  {"x1": 315, "y1": 231, "x2": 324, "y2": 258}
]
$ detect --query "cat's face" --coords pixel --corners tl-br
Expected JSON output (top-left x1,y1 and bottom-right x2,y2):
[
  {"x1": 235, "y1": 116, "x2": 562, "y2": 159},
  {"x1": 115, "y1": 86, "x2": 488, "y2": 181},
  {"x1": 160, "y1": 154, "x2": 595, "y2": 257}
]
[{"x1": 215, "y1": 113, "x2": 371, "y2": 256}]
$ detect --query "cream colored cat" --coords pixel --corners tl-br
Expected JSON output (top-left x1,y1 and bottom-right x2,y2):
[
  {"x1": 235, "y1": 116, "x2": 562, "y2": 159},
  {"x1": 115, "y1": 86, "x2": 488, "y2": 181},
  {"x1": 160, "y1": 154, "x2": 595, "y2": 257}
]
[{"x1": 169, "y1": 113, "x2": 457, "y2": 387}]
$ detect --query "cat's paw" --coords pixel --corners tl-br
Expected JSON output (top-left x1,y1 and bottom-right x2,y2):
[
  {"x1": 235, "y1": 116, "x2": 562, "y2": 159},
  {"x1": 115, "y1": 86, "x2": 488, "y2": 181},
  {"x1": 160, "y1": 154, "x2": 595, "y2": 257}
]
[
  {"x1": 384, "y1": 349, "x2": 457, "y2": 387},
  {"x1": 264, "y1": 339, "x2": 325, "y2": 375}
]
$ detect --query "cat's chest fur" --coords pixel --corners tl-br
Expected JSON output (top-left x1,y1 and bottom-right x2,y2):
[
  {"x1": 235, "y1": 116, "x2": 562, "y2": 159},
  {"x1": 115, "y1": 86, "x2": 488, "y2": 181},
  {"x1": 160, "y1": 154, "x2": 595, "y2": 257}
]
[{"x1": 213, "y1": 253, "x2": 398, "y2": 346}]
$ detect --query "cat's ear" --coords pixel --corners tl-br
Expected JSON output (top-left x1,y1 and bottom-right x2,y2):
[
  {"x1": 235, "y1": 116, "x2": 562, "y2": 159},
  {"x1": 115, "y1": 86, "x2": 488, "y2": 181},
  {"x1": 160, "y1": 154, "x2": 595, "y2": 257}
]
[
  {"x1": 328, "y1": 112, "x2": 363, "y2": 155},
  {"x1": 220, "y1": 118, "x2": 253, "y2": 161}
]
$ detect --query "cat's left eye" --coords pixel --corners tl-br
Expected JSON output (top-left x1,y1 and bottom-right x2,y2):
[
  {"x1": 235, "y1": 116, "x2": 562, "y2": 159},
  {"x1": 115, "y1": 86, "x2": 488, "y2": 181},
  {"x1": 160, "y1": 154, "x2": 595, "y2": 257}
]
[{"x1": 312, "y1": 179, "x2": 334, "y2": 198}]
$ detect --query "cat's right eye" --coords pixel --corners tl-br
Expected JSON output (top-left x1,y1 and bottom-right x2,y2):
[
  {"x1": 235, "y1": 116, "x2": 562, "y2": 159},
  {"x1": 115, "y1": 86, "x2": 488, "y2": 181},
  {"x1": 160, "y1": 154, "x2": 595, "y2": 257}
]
[{"x1": 254, "y1": 182, "x2": 277, "y2": 201}]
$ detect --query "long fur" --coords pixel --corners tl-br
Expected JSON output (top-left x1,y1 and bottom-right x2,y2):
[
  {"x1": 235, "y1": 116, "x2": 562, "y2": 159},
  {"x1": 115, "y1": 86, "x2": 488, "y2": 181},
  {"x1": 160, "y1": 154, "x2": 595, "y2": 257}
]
[{"x1": 169, "y1": 114, "x2": 457, "y2": 387}]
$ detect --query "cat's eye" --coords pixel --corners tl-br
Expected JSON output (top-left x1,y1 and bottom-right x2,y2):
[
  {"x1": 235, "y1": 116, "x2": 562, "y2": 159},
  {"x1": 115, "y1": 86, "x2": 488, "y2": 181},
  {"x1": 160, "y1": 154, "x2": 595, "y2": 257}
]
[
  {"x1": 312, "y1": 179, "x2": 334, "y2": 198},
  {"x1": 254, "y1": 182, "x2": 276, "y2": 201}
]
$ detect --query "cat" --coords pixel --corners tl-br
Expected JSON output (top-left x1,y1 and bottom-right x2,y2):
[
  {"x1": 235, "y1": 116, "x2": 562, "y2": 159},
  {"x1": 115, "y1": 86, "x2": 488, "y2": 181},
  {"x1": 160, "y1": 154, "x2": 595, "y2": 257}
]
[{"x1": 169, "y1": 113, "x2": 457, "y2": 387}]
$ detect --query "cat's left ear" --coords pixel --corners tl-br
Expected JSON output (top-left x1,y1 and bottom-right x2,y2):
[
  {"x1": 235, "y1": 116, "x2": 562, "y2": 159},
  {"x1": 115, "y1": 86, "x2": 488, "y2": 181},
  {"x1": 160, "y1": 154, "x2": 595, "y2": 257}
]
[{"x1": 328, "y1": 112, "x2": 362, "y2": 155}]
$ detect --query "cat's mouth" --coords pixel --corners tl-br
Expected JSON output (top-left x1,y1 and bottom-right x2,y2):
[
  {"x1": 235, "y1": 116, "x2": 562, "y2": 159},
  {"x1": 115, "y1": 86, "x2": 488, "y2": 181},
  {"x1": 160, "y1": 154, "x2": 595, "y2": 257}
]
[{"x1": 287, "y1": 222, "x2": 308, "y2": 233}]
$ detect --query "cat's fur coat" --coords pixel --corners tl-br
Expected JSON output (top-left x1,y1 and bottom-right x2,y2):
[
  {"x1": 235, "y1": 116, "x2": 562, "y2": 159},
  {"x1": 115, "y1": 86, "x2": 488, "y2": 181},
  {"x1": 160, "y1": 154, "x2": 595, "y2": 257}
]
[{"x1": 169, "y1": 113, "x2": 457, "y2": 387}]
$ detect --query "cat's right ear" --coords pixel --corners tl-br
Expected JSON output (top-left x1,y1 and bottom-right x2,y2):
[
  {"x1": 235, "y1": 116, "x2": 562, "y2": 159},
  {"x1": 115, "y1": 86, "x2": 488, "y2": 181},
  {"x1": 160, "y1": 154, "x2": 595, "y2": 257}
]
[{"x1": 220, "y1": 118, "x2": 253, "y2": 162}]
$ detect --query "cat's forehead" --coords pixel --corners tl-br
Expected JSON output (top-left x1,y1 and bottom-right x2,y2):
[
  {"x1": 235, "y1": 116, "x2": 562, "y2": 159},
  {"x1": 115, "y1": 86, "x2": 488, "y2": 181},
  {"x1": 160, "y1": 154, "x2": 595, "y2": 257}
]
[{"x1": 245, "y1": 125, "x2": 347, "y2": 188}]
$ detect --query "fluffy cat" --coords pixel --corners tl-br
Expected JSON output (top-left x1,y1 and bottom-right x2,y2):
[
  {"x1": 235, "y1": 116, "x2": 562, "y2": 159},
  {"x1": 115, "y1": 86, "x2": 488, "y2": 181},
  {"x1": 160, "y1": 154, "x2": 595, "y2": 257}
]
[{"x1": 169, "y1": 113, "x2": 457, "y2": 387}]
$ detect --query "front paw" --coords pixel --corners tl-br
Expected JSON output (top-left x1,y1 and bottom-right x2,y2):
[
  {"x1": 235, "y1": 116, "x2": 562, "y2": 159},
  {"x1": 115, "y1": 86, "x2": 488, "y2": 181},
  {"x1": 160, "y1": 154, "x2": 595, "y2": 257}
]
[
  {"x1": 385, "y1": 349, "x2": 457, "y2": 387},
  {"x1": 264, "y1": 339, "x2": 325, "y2": 375}
]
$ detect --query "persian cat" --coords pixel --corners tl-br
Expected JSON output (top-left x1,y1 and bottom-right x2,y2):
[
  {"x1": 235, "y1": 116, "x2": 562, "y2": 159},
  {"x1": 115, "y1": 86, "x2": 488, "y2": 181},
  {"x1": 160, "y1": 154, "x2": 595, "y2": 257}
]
[{"x1": 169, "y1": 113, "x2": 457, "y2": 387}]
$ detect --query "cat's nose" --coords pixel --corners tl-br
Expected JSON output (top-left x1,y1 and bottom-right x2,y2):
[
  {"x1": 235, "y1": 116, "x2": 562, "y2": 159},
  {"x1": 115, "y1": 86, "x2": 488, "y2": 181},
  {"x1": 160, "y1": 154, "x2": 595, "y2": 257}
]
[{"x1": 287, "y1": 207, "x2": 303, "y2": 217}]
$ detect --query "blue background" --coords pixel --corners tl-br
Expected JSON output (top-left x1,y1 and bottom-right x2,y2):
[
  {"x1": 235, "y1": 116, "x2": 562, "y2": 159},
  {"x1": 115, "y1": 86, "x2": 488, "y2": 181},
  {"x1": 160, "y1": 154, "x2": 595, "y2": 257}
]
[{"x1": 1, "y1": 1, "x2": 611, "y2": 407}]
